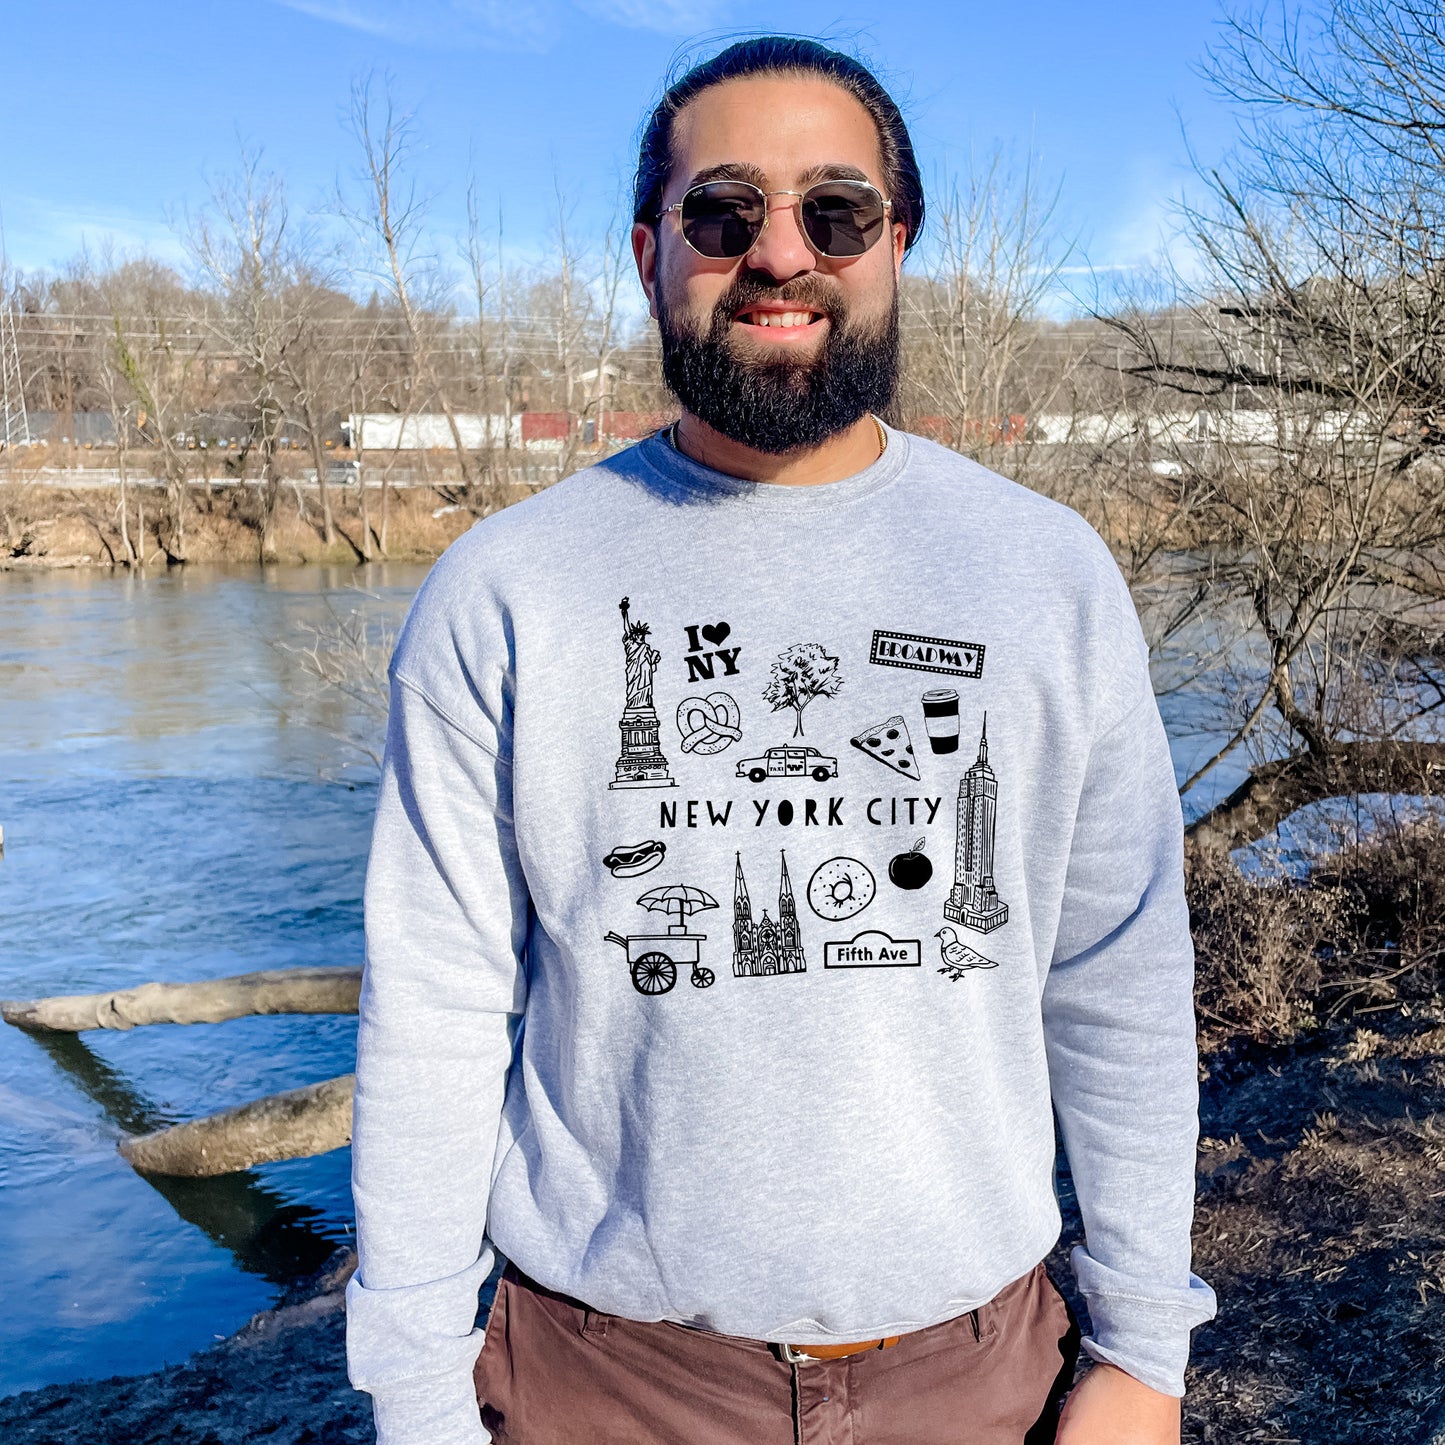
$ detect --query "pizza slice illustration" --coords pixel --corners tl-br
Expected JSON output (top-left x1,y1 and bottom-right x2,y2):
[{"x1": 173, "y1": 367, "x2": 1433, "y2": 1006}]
[{"x1": 849, "y1": 714, "x2": 920, "y2": 778}]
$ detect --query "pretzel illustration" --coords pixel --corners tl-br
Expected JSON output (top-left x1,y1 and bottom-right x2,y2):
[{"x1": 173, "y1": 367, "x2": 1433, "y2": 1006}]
[{"x1": 676, "y1": 691, "x2": 743, "y2": 755}]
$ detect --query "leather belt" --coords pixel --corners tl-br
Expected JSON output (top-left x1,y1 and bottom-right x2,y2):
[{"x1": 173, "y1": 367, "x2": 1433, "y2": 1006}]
[{"x1": 776, "y1": 1336, "x2": 901, "y2": 1364}]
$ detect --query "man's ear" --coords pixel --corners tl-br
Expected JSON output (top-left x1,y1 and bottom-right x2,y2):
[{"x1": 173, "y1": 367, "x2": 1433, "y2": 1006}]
[
  {"x1": 632, "y1": 221, "x2": 659, "y2": 320},
  {"x1": 890, "y1": 220, "x2": 907, "y2": 279}
]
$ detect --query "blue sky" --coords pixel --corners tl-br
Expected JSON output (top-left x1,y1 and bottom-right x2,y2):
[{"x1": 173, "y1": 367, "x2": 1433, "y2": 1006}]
[{"x1": 3, "y1": 0, "x2": 1240, "y2": 305}]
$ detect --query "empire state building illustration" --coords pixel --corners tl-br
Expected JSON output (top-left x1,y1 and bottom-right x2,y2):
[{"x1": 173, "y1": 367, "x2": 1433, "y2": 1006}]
[
  {"x1": 733, "y1": 850, "x2": 807, "y2": 976},
  {"x1": 610, "y1": 596, "x2": 676, "y2": 789},
  {"x1": 944, "y1": 715, "x2": 1009, "y2": 933}
]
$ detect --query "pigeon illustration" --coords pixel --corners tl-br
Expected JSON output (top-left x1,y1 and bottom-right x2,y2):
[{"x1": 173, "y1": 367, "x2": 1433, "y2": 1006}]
[{"x1": 935, "y1": 927, "x2": 999, "y2": 980}]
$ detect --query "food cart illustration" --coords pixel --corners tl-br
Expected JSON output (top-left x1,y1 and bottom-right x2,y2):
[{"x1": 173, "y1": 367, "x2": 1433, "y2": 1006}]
[{"x1": 604, "y1": 884, "x2": 719, "y2": 995}]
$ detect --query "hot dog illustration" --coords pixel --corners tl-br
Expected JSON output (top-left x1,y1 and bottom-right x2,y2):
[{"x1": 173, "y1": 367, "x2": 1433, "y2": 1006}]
[{"x1": 603, "y1": 839, "x2": 668, "y2": 878}]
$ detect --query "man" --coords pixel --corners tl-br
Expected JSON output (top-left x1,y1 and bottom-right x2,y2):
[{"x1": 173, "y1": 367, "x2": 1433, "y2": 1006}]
[{"x1": 346, "y1": 36, "x2": 1217, "y2": 1445}]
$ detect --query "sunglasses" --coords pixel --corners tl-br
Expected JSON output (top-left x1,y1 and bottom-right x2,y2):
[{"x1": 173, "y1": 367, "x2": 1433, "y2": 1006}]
[{"x1": 661, "y1": 178, "x2": 893, "y2": 260}]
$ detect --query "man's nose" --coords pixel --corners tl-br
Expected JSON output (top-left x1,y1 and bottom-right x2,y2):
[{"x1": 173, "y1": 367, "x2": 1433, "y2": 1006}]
[{"x1": 745, "y1": 194, "x2": 816, "y2": 283}]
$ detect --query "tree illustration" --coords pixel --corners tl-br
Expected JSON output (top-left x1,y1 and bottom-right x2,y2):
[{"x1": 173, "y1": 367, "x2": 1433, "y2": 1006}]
[{"x1": 762, "y1": 643, "x2": 843, "y2": 738}]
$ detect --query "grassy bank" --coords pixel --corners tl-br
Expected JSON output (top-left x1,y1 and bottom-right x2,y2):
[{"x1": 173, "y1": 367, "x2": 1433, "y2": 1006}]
[{"x1": 0, "y1": 477, "x2": 490, "y2": 570}]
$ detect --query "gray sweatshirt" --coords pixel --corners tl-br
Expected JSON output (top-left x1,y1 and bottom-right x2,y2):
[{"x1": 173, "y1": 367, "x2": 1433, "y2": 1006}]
[{"x1": 345, "y1": 424, "x2": 1218, "y2": 1443}]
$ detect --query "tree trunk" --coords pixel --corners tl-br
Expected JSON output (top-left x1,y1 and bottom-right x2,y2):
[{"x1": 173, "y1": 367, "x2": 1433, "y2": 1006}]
[
  {"x1": 154, "y1": 436, "x2": 188, "y2": 565},
  {"x1": 259, "y1": 424, "x2": 281, "y2": 562},
  {"x1": 167, "y1": 468, "x2": 187, "y2": 563},
  {"x1": 116, "y1": 434, "x2": 135, "y2": 566},
  {"x1": 119, "y1": 1073, "x2": 354, "y2": 1177},
  {"x1": 1, "y1": 965, "x2": 361, "y2": 1033},
  {"x1": 357, "y1": 456, "x2": 374, "y2": 560},
  {"x1": 306, "y1": 417, "x2": 336, "y2": 546}
]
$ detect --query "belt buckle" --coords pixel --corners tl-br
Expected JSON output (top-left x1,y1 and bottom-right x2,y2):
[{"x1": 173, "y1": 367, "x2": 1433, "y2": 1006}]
[{"x1": 778, "y1": 1343, "x2": 822, "y2": 1365}]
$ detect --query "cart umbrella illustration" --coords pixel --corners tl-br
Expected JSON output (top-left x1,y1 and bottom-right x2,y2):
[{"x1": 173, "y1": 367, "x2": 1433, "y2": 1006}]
[{"x1": 605, "y1": 884, "x2": 719, "y2": 995}]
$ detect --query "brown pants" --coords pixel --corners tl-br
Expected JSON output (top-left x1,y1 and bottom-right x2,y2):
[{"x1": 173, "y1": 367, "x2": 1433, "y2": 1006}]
[{"x1": 473, "y1": 1261, "x2": 1082, "y2": 1444}]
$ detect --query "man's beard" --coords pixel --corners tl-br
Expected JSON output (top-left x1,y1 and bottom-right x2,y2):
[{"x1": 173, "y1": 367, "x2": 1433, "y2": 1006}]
[{"x1": 656, "y1": 274, "x2": 900, "y2": 455}]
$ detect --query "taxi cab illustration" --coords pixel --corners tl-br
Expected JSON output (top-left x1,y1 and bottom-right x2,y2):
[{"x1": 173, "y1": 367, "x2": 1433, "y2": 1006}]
[{"x1": 736, "y1": 745, "x2": 839, "y2": 783}]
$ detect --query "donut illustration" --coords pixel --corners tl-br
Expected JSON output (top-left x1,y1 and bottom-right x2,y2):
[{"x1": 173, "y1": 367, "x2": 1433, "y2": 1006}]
[{"x1": 807, "y1": 856, "x2": 876, "y2": 921}]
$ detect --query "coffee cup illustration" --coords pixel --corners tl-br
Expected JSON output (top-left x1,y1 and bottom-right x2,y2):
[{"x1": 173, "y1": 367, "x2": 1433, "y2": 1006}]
[{"x1": 921, "y1": 688, "x2": 961, "y2": 753}]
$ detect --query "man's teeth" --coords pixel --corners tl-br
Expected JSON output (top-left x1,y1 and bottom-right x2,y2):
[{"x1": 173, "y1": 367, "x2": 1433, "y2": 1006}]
[{"x1": 743, "y1": 311, "x2": 818, "y2": 327}]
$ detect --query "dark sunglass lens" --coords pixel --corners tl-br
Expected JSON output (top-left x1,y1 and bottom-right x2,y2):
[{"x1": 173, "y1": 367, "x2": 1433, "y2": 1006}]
[
  {"x1": 680, "y1": 183, "x2": 765, "y2": 257},
  {"x1": 802, "y1": 183, "x2": 885, "y2": 257}
]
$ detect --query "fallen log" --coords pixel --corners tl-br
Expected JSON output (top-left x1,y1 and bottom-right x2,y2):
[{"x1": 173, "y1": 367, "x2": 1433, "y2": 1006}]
[
  {"x1": 119, "y1": 1074, "x2": 355, "y2": 1177},
  {"x1": 1185, "y1": 739, "x2": 1445, "y2": 854},
  {"x1": 1, "y1": 965, "x2": 362, "y2": 1033}
]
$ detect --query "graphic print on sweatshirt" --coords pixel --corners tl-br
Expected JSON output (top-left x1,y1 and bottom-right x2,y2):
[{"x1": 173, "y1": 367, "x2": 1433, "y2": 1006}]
[
  {"x1": 732, "y1": 851, "x2": 807, "y2": 976},
  {"x1": 824, "y1": 928, "x2": 923, "y2": 969},
  {"x1": 868, "y1": 629, "x2": 985, "y2": 679},
  {"x1": 601, "y1": 597, "x2": 1008, "y2": 990},
  {"x1": 603, "y1": 882, "x2": 719, "y2": 994},
  {"x1": 887, "y1": 837, "x2": 933, "y2": 891},
  {"x1": 610, "y1": 597, "x2": 677, "y2": 790},
  {"x1": 849, "y1": 713, "x2": 920, "y2": 779},
  {"x1": 602, "y1": 838, "x2": 667, "y2": 878},
  {"x1": 921, "y1": 687, "x2": 961, "y2": 753},
  {"x1": 676, "y1": 691, "x2": 743, "y2": 755},
  {"x1": 806, "y1": 856, "x2": 876, "y2": 921},
  {"x1": 942, "y1": 715, "x2": 1009, "y2": 936},
  {"x1": 681, "y1": 620, "x2": 742, "y2": 681},
  {"x1": 935, "y1": 927, "x2": 999, "y2": 979},
  {"x1": 761, "y1": 642, "x2": 843, "y2": 739}
]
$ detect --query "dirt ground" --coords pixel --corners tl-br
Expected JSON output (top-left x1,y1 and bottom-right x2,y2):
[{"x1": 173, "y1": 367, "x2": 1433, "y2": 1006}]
[
  {"x1": 2, "y1": 1004, "x2": 1442, "y2": 1443},
  {"x1": 1176, "y1": 1001, "x2": 1445, "y2": 1444}
]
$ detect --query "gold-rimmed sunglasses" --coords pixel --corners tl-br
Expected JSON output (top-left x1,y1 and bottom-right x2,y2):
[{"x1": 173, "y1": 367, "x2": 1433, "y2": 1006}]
[{"x1": 660, "y1": 178, "x2": 893, "y2": 260}]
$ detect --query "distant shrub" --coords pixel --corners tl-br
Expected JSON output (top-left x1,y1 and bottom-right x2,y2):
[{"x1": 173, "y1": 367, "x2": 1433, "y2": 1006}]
[{"x1": 1189, "y1": 814, "x2": 1445, "y2": 1052}]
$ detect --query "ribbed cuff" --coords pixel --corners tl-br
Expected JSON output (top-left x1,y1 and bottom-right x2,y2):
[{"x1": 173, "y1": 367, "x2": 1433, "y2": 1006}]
[{"x1": 1071, "y1": 1247, "x2": 1219, "y2": 1396}]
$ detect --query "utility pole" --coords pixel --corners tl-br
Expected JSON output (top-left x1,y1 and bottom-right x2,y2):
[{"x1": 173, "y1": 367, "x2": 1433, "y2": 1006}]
[
  {"x1": 0, "y1": 208, "x2": 31, "y2": 450},
  {"x1": 0, "y1": 301, "x2": 29, "y2": 450}
]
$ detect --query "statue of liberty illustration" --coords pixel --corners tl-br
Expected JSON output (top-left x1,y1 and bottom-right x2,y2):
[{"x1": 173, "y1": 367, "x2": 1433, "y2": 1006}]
[{"x1": 610, "y1": 596, "x2": 677, "y2": 789}]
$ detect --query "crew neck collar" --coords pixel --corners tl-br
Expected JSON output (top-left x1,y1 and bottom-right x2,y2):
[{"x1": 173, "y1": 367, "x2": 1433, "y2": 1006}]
[{"x1": 633, "y1": 418, "x2": 910, "y2": 511}]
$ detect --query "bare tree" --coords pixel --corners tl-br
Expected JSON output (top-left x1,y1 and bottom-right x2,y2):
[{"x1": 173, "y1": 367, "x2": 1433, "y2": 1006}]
[
  {"x1": 1105, "y1": 0, "x2": 1445, "y2": 850},
  {"x1": 463, "y1": 180, "x2": 519, "y2": 497},
  {"x1": 89, "y1": 261, "x2": 139, "y2": 566},
  {"x1": 95, "y1": 261, "x2": 202, "y2": 562},
  {"x1": 343, "y1": 75, "x2": 488, "y2": 511},
  {"x1": 273, "y1": 590, "x2": 401, "y2": 774},
  {"x1": 188, "y1": 151, "x2": 299, "y2": 561},
  {"x1": 901, "y1": 150, "x2": 1079, "y2": 474},
  {"x1": 278, "y1": 273, "x2": 378, "y2": 560}
]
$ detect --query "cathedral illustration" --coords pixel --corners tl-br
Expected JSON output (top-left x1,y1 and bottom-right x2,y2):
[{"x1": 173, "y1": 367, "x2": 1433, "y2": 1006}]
[
  {"x1": 944, "y1": 716, "x2": 1010, "y2": 933},
  {"x1": 733, "y1": 851, "x2": 807, "y2": 976}
]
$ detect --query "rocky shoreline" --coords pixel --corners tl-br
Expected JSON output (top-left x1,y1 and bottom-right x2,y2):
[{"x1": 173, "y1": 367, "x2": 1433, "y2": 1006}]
[{"x1": 0, "y1": 1251, "x2": 373, "y2": 1445}]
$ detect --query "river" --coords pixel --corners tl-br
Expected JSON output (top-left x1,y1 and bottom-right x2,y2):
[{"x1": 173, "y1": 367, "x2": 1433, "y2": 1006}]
[
  {"x1": 0, "y1": 564, "x2": 425, "y2": 1398},
  {"x1": 0, "y1": 561, "x2": 1245, "y2": 1400}
]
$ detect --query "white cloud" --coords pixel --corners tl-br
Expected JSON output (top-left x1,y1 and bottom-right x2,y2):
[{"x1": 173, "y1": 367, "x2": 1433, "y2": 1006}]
[
  {"x1": 3, "y1": 198, "x2": 187, "y2": 277},
  {"x1": 269, "y1": 0, "x2": 722, "y2": 47},
  {"x1": 271, "y1": 0, "x2": 396, "y2": 39},
  {"x1": 573, "y1": 0, "x2": 725, "y2": 32},
  {"x1": 271, "y1": 0, "x2": 560, "y2": 48}
]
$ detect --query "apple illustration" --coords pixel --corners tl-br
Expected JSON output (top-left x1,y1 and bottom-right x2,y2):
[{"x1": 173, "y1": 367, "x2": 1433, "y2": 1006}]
[{"x1": 888, "y1": 837, "x2": 933, "y2": 890}]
